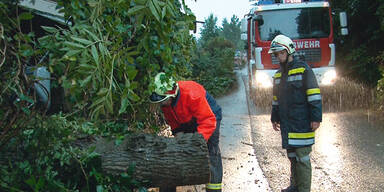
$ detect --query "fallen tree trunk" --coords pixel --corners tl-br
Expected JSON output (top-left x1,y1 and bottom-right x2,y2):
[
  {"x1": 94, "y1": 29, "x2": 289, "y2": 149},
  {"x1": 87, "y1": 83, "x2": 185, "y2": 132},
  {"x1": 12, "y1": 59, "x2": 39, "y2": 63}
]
[
  {"x1": 0, "y1": 132, "x2": 210, "y2": 187},
  {"x1": 94, "y1": 132, "x2": 210, "y2": 187}
]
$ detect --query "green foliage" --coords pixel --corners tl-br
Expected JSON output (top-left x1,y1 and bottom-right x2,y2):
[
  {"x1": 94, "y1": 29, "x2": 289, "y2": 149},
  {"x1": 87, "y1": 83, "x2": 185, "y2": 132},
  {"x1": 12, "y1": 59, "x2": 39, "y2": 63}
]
[
  {"x1": 0, "y1": 0, "x2": 196, "y2": 190},
  {"x1": 0, "y1": 114, "x2": 145, "y2": 191},
  {"x1": 192, "y1": 37, "x2": 236, "y2": 97},
  {"x1": 199, "y1": 14, "x2": 220, "y2": 47},
  {"x1": 192, "y1": 14, "x2": 241, "y2": 97},
  {"x1": 376, "y1": 55, "x2": 384, "y2": 111},
  {"x1": 220, "y1": 15, "x2": 244, "y2": 51},
  {"x1": 377, "y1": 75, "x2": 384, "y2": 110},
  {"x1": 343, "y1": 46, "x2": 381, "y2": 86},
  {"x1": 1, "y1": 114, "x2": 92, "y2": 191},
  {"x1": 332, "y1": 0, "x2": 384, "y2": 109},
  {"x1": 42, "y1": 0, "x2": 195, "y2": 120},
  {"x1": 333, "y1": 0, "x2": 384, "y2": 86}
]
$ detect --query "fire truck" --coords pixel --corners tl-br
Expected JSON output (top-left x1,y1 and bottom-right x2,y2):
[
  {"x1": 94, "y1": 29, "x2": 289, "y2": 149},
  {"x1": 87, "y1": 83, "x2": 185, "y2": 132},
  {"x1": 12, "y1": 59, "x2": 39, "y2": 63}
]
[{"x1": 241, "y1": 0, "x2": 348, "y2": 88}]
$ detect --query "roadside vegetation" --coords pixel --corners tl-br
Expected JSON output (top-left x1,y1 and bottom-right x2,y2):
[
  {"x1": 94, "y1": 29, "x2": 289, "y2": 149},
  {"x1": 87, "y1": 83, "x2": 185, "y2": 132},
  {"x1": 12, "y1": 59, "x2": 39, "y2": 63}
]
[
  {"x1": 0, "y1": 0, "x2": 242, "y2": 191},
  {"x1": 251, "y1": 78, "x2": 376, "y2": 114},
  {"x1": 191, "y1": 14, "x2": 243, "y2": 97},
  {"x1": 0, "y1": 0, "x2": 194, "y2": 191},
  {"x1": 332, "y1": 1, "x2": 384, "y2": 113}
]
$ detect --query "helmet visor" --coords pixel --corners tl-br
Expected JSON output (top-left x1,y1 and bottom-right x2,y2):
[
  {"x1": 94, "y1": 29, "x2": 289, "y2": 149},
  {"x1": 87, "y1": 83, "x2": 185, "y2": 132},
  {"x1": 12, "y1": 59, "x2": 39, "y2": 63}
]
[
  {"x1": 149, "y1": 92, "x2": 168, "y2": 103},
  {"x1": 268, "y1": 47, "x2": 286, "y2": 54}
]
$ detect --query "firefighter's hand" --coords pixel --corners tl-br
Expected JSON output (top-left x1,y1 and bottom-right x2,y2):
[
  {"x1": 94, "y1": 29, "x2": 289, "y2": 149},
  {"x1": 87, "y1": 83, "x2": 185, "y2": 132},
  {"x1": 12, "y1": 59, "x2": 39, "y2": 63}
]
[
  {"x1": 272, "y1": 122, "x2": 280, "y2": 131},
  {"x1": 311, "y1": 122, "x2": 320, "y2": 131}
]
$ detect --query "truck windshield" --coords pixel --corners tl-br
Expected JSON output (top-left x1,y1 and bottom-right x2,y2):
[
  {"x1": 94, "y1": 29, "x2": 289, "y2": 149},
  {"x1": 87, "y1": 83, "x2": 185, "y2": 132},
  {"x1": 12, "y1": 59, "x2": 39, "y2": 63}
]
[{"x1": 258, "y1": 7, "x2": 330, "y2": 41}]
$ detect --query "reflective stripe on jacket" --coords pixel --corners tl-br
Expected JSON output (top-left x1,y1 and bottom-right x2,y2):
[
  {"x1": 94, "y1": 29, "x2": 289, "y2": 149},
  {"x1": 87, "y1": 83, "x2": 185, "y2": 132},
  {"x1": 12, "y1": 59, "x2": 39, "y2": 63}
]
[
  {"x1": 271, "y1": 58, "x2": 322, "y2": 149},
  {"x1": 162, "y1": 81, "x2": 222, "y2": 141}
]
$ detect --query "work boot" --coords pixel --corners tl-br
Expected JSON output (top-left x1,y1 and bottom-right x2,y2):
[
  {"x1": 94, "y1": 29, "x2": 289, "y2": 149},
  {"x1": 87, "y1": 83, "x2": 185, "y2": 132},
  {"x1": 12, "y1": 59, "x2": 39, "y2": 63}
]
[{"x1": 281, "y1": 185, "x2": 298, "y2": 192}]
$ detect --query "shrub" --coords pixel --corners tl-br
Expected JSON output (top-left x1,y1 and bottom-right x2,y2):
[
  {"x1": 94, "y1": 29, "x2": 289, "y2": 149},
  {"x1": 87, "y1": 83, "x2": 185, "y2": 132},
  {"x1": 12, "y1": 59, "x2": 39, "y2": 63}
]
[{"x1": 191, "y1": 37, "x2": 236, "y2": 97}]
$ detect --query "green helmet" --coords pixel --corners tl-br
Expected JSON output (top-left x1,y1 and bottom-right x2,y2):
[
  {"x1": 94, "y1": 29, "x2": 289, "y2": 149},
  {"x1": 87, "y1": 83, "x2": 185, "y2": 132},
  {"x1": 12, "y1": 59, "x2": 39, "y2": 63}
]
[
  {"x1": 149, "y1": 72, "x2": 179, "y2": 103},
  {"x1": 268, "y1": 34, "x2": 296, "y2": 55}
]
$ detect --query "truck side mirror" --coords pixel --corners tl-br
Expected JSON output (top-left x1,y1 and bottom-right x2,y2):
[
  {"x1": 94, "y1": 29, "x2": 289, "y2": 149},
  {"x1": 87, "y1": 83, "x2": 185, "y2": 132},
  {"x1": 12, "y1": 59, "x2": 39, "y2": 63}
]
[
  {"x1": 241, "y1": 18, "x2": 247, "y2": 33},
  {"x1": 241, "y1": 18, "x2": 248, "y2": 41},
  {"x1": 339, "y1": 12, "x2": 348, "y2": 35}
]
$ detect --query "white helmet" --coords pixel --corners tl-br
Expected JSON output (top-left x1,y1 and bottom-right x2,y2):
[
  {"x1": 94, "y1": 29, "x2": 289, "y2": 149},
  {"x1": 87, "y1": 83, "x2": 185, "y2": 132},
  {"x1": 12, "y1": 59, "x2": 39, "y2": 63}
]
[
  {"x1": 268, "y1": 34, "x2": 295, "y2": 55},
  {"x1": 149, "y1": 72, "x2": 179, "y2": 103}
]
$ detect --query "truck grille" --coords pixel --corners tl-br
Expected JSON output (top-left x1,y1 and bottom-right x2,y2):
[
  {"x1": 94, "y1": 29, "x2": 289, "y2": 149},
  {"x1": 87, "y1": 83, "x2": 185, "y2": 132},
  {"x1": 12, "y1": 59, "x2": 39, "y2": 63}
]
[{"x1": 271, "y1": 48, "x2": 322, "y2": 65}]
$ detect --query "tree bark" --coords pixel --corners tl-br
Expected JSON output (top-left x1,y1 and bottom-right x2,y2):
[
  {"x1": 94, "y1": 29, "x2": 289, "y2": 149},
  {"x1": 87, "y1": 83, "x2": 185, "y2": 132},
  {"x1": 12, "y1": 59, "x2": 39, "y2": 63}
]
[{"x1": 94, "y1": 132, "x2": 210, "y2": 187}]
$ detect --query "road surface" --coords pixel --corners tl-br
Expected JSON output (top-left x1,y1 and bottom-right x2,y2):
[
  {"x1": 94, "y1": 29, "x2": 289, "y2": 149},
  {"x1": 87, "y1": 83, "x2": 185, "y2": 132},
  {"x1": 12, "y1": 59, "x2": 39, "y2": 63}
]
[{"x1": 248, "y1": 79, "x2": 384, "y2": 191}]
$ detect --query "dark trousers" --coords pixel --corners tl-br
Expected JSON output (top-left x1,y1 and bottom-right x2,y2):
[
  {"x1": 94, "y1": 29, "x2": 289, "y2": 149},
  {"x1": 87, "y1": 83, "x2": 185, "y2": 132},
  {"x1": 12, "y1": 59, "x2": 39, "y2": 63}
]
[
  {"x1": 160, "y1": 121, "x2": 223, "y2": 192},
  {"x1": 286, "y1": 146, "x2": 312, "y2": 192},
  {"x1": 206, "y1": 120, "x2": 223, "y2": 192}
]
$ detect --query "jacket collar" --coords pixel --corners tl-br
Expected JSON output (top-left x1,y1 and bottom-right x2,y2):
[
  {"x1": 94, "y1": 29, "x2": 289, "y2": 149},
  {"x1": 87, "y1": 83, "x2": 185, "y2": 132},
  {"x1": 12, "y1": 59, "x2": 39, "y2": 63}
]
[{"x1": 282, "y1": 56, "x2": 297, "y2": 73}]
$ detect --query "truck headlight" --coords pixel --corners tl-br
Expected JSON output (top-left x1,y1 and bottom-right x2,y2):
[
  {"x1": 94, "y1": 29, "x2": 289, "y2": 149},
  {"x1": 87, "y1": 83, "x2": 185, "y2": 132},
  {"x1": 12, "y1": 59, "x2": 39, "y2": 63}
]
[
  {"x1": 255, "y1": 71, "x2": 273, "y2": 88},
  {"x1": 321, "y1": 70, "x2": 337, "y2": 85}
]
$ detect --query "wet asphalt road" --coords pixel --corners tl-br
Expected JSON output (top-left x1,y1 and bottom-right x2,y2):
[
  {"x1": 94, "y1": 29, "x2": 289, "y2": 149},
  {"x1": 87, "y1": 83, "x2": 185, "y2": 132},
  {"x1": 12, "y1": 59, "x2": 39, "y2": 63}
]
[
  {"x1": 251, "y1": 111, "x2": 384, "y2": 192},
  {"x1": 247, "y1": 80, "x2": 384, "y2": 190},
  {"x1": 216, "y1": 67, "x2": 270, "y2": 191}
]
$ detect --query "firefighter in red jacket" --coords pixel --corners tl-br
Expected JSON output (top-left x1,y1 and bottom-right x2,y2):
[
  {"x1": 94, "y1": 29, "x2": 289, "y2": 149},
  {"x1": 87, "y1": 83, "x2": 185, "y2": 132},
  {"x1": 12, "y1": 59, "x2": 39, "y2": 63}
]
[{"x1": 150, "y1": 72, "x2": 223, "y2": 192}]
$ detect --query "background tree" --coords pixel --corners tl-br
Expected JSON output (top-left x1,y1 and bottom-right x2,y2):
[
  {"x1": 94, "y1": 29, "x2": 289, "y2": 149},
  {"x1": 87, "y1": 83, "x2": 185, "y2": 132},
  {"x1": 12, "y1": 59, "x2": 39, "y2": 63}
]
[
  {"x1": 191, "y1": 14, "x2": 236, "y2": 97},
  {"x1": 199, "y1": 14, "x2": 220, "y2": 47},
  {"x1": 330, "y1": 0, "x2": 384, "y2": 110},
  {"x1": 220, "y1": 15, "x2": 244, "y2": 51},
  {"x1": 332, "y1": 0, "x2": 384, "y2": 86}
]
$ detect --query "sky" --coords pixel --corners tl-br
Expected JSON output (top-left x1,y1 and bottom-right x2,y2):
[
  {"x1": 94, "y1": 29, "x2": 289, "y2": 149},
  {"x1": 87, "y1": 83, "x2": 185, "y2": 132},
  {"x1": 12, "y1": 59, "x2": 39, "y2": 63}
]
[{"x1": 184, "y1": 0, "x2": 253, "y2": 38}]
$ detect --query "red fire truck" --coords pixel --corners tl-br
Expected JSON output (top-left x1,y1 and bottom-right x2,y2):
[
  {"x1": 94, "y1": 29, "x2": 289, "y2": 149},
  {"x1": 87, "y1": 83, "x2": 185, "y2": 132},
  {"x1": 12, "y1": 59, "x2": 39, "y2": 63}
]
[{"x1": 241, "y1": 0, "x2": 348, "y2": 88}]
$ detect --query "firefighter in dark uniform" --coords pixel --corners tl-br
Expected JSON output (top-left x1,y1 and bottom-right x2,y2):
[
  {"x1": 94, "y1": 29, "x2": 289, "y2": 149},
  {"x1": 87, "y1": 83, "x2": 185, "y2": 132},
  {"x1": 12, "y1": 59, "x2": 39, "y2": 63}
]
[
  {"x1": 149, "y1": 72, "x2": 223, "y2": 192},
  {"x1": 269, "y1": 35, "x2": 322, "y2": 192}
]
